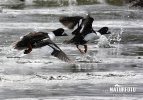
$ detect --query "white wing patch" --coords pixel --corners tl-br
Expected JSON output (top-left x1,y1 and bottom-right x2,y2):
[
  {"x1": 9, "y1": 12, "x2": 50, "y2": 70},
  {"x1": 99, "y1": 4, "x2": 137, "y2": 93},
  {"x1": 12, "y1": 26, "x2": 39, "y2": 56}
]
[
  {"x1": 73, "y1": 19, "x2": 83, "y2": 31},
  {"x1": 48, "y1": 32, "x2": 55, "y2": 41},
  {"x1": 73, "y1": 24, "x2": 78, "y2": 31},
  {"x1": 79, "y1": 19, "x2": 83, "y2": 26}
]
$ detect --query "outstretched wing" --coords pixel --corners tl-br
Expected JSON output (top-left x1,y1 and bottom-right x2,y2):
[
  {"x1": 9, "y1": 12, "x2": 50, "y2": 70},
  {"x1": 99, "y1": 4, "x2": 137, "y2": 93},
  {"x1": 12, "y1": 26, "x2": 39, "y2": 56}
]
[
  {"x1": 26, "y1": 32, "x2": 49, "y2": 42},
  {"x1": 63, "y1": 15, "x2": 95, "y2": 44},
  {"x1": 80, "y1": 15, "x2": 95, "y2": 36},
  {"x1": 35, "y1": 38, "x2": 71, "y2": 62},
  {"x1": 59, "y1": 16, "x2": 83, "y2": 29}
]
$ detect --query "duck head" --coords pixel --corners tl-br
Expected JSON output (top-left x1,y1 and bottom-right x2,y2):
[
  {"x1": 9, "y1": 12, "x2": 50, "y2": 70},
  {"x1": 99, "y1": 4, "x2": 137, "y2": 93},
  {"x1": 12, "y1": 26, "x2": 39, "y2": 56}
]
[
  {"x1": 97, "y1": 27, "x2": 111, "y2": 35},
  {"x1": 52, "y1": 28, "x2": 67, "y2": 36}
]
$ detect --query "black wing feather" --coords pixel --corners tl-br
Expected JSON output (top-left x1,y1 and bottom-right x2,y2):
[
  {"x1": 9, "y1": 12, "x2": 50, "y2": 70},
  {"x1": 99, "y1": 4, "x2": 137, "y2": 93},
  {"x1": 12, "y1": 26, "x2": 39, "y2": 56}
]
[
  {"x1": 80, "y1": 15, "x2": 94, "y2": 36},
  {"x1": 59, "y1": 16, "x2": 83, "y2": 29},
  {"x1": 64, "y1": 15, "x2": 95, "y2": 45},
  {"x1": 35, "y1": 38, "x2": 71, "y2": 62}
]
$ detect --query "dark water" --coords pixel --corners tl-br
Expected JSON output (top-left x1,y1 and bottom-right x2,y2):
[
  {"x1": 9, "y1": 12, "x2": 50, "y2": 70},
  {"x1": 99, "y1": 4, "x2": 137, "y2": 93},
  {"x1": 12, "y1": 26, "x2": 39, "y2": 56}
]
[{"x1": 0, "y1": 0, "x2": 143, "y2": 99}]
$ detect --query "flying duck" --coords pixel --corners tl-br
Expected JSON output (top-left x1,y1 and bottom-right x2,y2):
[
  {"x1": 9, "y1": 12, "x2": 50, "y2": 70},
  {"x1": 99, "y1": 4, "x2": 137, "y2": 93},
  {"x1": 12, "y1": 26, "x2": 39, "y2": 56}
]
[
  {"x1": 59, "y1": 15, "x2": 85, "y2": 36},
  {"x1": 13, "y1": 28, "x2": 71, "y2": 62},
  {"x1": 59, "y1": 15, "x2": 111, "y2": 53}
]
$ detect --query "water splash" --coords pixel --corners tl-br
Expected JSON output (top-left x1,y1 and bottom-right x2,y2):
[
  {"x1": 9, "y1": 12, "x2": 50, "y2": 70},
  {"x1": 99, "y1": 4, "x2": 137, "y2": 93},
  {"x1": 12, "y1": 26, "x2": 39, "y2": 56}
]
[
  {"x1": 108, "y1": 28, "x2": 123, "y2": 44},
  {"x1": 76, "y1": 53, "x2": 101, "y2": 63},
  {"x1": 116, "y1": 27, "x2": 123, "y2": 56},
  {"x1": 5, "y1": 47, "x2": 26, "y2": 58},
  {"x1": 98, "y1": 35, "x2": 111, "y2": 48},
  {"x1": 107, "y1": 27, "x2": 123, "y2": 56},
  {"x1": 117, "y1": 27, "x2": 123, "y2": 42}
]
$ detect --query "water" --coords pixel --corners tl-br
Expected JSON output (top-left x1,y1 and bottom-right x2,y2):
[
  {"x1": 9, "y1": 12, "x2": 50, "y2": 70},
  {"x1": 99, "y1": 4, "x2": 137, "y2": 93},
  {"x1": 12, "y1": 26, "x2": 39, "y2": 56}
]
[{"x1": 0, "y1": 0, "x2": 143, "y2": 99}]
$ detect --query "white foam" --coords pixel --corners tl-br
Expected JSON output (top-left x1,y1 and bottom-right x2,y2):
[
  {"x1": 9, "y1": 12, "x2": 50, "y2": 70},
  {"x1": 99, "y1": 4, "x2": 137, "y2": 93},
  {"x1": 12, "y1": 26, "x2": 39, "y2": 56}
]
[{"x1": 97, "y1": 35, "x2": 111, "y2": 48}]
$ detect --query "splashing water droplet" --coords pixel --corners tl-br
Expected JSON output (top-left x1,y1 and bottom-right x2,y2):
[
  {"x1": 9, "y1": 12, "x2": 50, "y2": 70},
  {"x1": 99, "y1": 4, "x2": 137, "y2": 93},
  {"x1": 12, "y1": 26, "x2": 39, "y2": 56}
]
[{"x1": 117, "y1": 27, "x2": 123, "y2": 42}]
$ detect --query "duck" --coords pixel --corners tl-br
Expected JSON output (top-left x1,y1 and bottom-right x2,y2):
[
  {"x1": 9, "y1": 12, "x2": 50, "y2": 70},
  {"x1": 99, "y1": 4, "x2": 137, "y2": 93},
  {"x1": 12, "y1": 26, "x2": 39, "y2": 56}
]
[
  {"x1": 13, "y1": 28, "x2": 71, "y2": 62},
  {"x1": 59, "y1": 15, "x2": 85, "y2": 36},
  {"x1": 59, "y1": 15, "x2": 111, "y2": 53}
]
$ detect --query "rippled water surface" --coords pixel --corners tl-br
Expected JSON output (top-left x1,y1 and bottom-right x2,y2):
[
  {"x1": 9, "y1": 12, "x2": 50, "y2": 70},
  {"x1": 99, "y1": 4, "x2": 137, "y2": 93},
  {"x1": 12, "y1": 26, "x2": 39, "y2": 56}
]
[{"x1": 0, "y1": 0, "x2": 143, "y2": 99}]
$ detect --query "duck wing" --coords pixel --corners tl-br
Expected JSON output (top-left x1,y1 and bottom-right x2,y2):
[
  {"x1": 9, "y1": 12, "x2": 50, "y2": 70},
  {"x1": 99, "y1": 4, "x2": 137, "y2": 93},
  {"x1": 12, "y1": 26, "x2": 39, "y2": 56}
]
[
  {"x1": 59, "y1": 16, "x2": 83, "y2": 29},
  {"x1": 14, "y1": 32, "x2": 49, "y2": 49},
  {"x1": 26, "y1": 32, "x2": 49, "y2": 42},
  {"x1": 35, "y1": 38, "x2": 71, "y2": 62},
  {"x1": 65, "y1": 15, "x2": 95, "y2": 44},
  {"x1": 80, "y1": 15, "x2": 95, "y2": 36}
]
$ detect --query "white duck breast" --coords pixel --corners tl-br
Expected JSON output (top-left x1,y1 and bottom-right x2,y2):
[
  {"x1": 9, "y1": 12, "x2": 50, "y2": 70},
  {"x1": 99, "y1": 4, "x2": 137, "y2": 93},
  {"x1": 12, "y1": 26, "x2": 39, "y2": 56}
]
[
  {"x1": 84, "y1": 32, "x2": 101, "y2": 42},
  {"x1": 48, "y1": 32, "x2": 55, "y2": 40}
]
